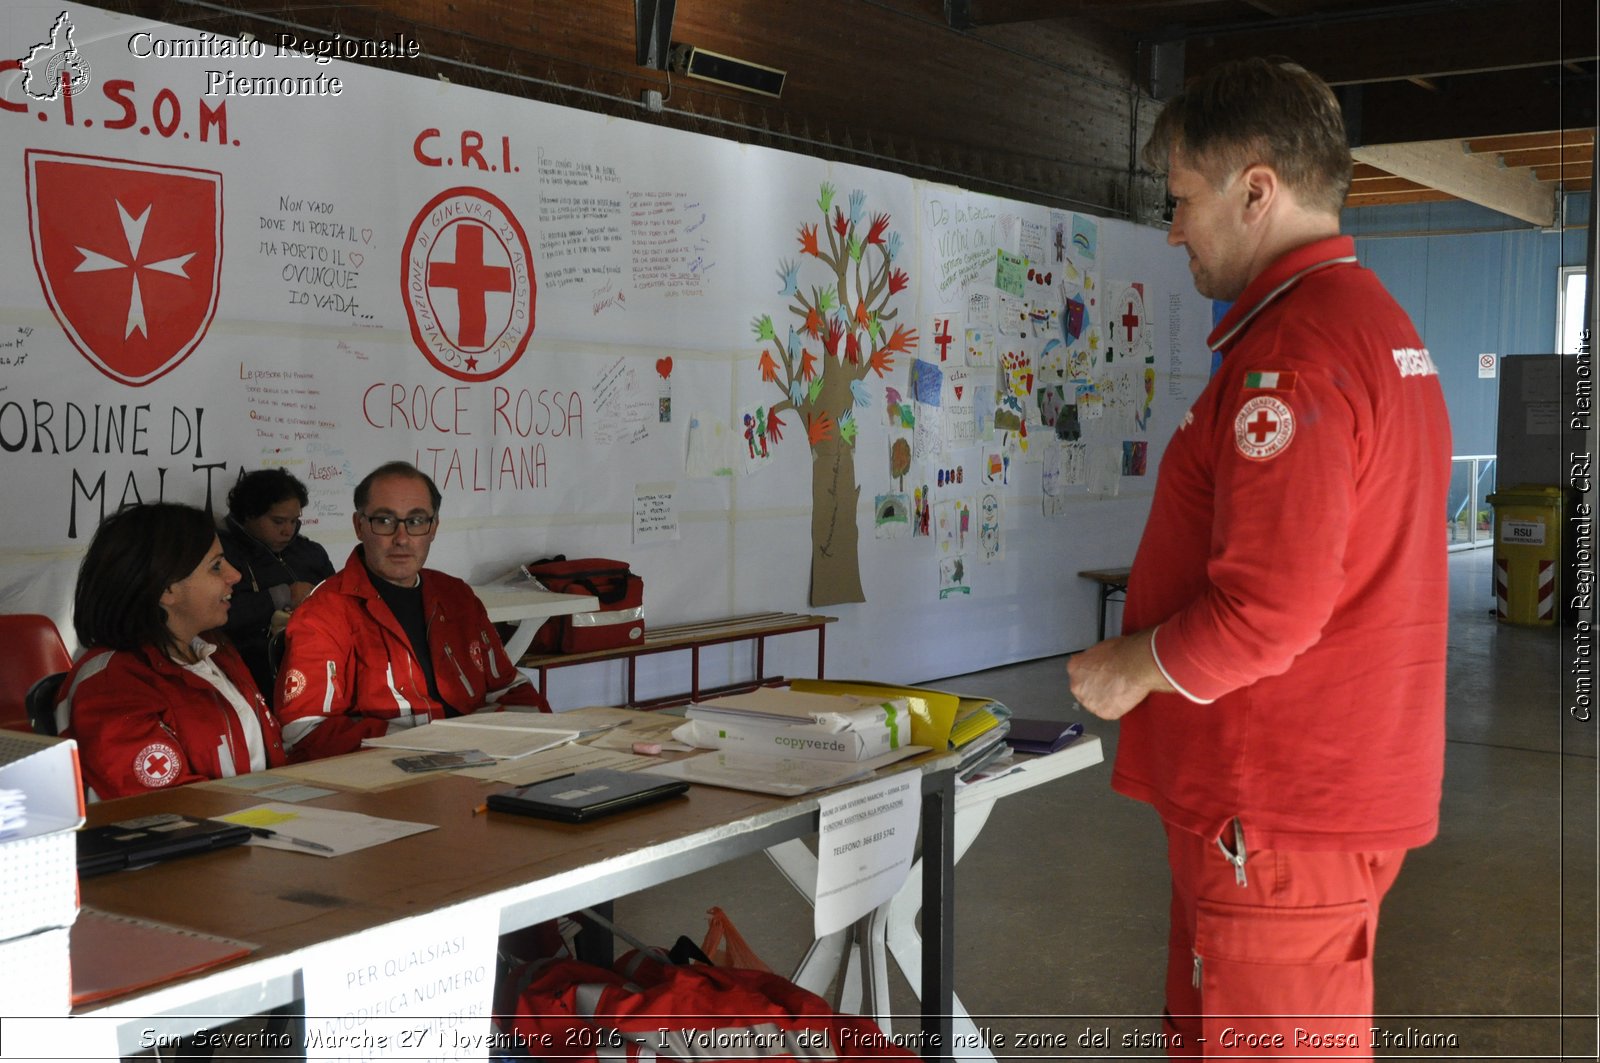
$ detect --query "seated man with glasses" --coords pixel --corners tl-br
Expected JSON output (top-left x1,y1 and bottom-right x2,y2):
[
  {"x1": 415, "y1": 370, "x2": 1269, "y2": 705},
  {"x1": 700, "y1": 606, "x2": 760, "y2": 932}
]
[{"x1": 274, "y1": 461, "x2": 548, "y2": 759}]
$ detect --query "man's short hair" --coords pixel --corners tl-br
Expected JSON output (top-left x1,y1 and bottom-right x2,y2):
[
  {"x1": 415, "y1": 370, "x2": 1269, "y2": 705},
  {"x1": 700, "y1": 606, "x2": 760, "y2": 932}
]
[
  {"x1": 1142, "y1": 58, "x2": 1352, "y2": 216},
  {"x1": 354, "y1": 461, "x2": 442, "y2": 513}
]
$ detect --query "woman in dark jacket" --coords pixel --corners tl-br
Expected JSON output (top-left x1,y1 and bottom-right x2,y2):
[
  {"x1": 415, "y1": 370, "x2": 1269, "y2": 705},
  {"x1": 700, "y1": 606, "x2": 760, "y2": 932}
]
[{"x1": 218, "y1": 469, "x2": 335, "y2": 695}]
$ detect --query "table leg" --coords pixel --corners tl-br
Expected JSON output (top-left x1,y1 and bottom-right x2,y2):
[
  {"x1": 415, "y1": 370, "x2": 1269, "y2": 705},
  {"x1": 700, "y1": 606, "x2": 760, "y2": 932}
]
[
  {"x1": 504, "y1": 619, "x2": 537, "y2": 662},
  {"x1": 920, "y1": 771, "x2": 955, "y2": 1062}
]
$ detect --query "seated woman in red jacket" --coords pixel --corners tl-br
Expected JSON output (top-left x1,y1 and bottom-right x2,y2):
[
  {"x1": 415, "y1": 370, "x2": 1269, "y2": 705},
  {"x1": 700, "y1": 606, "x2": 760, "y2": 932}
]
[{"x1": 54, "y1": 503, "x2": 290, "y2": 800}]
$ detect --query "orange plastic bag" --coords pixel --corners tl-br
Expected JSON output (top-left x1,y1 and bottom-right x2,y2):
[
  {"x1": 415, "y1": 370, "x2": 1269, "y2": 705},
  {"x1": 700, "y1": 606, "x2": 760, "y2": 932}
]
[{"x1": 700, "y1": 906, "x2": 773, "y2": 972}]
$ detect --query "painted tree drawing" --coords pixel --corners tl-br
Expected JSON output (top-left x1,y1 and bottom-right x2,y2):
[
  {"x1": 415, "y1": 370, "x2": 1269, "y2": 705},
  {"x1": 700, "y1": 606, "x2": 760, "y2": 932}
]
[{"x1": 750, "y1": 183, "x2": 917, "y2": 605}]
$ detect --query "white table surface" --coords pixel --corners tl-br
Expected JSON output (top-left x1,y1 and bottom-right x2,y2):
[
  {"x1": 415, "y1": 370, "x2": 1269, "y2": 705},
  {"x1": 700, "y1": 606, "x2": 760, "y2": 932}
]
[{"x1": 471, "y1": 583, "x2": 600, "y2": 660}]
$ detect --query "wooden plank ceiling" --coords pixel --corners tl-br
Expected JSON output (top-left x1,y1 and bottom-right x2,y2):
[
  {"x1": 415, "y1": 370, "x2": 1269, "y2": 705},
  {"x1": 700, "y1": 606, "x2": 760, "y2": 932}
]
[{"x1": 956, "y1": 0, "x2": 1597, "y2": 221}]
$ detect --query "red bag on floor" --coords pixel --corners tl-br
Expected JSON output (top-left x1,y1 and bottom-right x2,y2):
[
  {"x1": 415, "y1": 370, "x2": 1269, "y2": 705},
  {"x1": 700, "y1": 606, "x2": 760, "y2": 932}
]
[
  {"x1": 497, "y1": 953, "x2": 919, "y2": 1062},
  {"x1": 524, "y1": 556, "x2": 645, "y2": 654}
]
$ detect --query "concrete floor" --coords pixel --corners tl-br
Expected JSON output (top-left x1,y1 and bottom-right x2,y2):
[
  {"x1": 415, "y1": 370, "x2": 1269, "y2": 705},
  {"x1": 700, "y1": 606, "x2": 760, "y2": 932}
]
[{"x1": 614, "y1": 548, "x2": 1600, "y2": 1060}]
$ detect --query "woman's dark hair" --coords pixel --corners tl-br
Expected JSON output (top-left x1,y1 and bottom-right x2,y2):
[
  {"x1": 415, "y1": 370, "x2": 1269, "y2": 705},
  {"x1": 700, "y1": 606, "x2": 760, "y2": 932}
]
[
  {"x1": 227, "y1": 468, "x2": 311, "y2": 521},
  {"x1": 74, "y1": 503, "x2": 218, "y2": 653}
]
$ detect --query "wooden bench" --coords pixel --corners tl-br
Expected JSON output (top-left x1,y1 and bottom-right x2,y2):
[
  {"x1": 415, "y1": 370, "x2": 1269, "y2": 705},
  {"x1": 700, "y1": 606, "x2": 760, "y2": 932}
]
[
  {"x1": 1077, "y1": 566, "x2": 1131, "y2": 642},
  {"x1": 518, "y1": 611, "x2": 838, "y2": 708}
]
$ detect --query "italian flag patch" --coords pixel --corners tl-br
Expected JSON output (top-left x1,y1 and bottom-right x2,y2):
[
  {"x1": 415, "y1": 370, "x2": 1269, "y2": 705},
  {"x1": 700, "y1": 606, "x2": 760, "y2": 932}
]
[{"x1": 1244, "y1": 370, "x2": 1297, "y2": 391}]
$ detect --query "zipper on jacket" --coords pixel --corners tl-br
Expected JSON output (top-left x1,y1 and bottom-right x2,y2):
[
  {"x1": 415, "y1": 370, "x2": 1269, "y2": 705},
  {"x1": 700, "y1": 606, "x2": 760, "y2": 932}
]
[
  {"x1": 444, "y1": 643, "x2": 476, "y2": 699},
  {"x1": 483, "y1": 633, "x2": 503, "y2": 680},
  {"x1": 1216, "y1": 816, "x2": 1248, "y2": 887}
]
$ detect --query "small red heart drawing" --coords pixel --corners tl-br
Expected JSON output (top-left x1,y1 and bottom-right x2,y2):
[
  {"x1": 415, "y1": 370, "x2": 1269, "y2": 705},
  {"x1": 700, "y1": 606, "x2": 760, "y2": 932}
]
[
  {"x1": 954, "y1": 386, "x2": 964, "y2": 399},
  {"x1": 656, "y1": 357, "x2": 673, "y2": 379},
  {"x1": 349, "y1": 252, "x2": 364, "y2": 269},
  {"x1": 361, "y1": 229, "x2": 374, "y2": 245}
]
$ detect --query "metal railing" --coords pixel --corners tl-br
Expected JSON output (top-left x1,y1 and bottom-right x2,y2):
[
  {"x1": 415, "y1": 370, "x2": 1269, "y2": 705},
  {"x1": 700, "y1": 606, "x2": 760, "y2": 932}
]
[{"x1": 1448, "y1": 455, "x2": 1496, "y2": 551}]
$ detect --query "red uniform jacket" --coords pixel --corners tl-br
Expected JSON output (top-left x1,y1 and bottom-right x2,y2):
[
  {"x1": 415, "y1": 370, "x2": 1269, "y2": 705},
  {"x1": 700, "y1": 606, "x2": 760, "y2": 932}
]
[
  {"x1": 56, "y1": 643, "x2": 287, "y2": 801},
  {"x1": 275, "y1": 548, "x2": 548, "y2": 759},
  {"x1": 1114, "y1": 236, "x2": 1452, "y2": 851}
]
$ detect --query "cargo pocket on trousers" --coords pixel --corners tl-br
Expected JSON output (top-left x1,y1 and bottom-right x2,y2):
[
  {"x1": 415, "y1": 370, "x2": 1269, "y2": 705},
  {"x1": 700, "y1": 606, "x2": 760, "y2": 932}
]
[{"x1": 1193, "y1": 898, "x2": 1371, "y2": 1056}]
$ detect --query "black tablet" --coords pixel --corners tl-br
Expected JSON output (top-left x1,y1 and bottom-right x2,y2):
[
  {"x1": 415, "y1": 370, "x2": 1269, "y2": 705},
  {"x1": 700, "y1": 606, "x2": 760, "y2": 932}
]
[
  {"x1": 77, "y1": 813, "x2": 253, "y2": 877},
  {"x1": 486, "y1": 769, "x2": 689, "y2": 823}
]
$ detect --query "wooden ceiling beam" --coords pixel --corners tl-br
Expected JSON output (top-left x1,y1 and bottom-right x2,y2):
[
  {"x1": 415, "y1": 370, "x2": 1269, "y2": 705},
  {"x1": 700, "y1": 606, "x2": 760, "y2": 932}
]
[
  {"x1": 1348, "y1": 175, "x2": 1436, "y2": 195},
  {"x1": 1350, "y1": 139, "x2": 1559, "y2": 226},
  {"x1": 1344, "y1": 189, "x2": 1457, "y2": 208},
  {"x1": 1497, "y1": 146, "x2": 1592, "y2": 169},
  {"x1": 1533, "y1": 162, "x2": 1594, "y2": 182},
  {"x1": 1466, "y1": 130, "x2": 1595, "y2": 154}
]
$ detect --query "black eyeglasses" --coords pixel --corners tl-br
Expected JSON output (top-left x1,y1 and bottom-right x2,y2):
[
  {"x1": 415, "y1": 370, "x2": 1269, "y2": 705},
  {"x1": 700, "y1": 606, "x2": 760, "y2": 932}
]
[{"x1": 359, "y1": 512, "x2": 437, "y2": 536}]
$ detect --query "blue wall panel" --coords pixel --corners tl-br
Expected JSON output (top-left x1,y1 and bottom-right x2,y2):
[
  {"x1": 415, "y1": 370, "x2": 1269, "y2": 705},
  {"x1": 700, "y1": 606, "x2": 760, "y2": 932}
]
[{"x1": 1345, "y1": 193, "x2": 1586, "y2": 456}]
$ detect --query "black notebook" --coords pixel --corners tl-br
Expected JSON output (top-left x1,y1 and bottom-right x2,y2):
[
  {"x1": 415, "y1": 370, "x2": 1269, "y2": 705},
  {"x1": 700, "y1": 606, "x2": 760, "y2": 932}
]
[
  {"x1": 1004, "y1": 719, "x2": 1085, "y2": 756},
  {"x1": 77, "y1": 813, "x2": 253, "y2": 878},
  {"x1": 487, "y1": 769, "x2": 689, "y2": 823}
]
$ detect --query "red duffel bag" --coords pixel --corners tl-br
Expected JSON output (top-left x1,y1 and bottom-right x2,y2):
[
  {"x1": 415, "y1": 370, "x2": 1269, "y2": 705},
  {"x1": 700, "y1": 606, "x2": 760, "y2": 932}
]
[{"x1": 525, "y1": 556, "x2": 645, "y2": 654}]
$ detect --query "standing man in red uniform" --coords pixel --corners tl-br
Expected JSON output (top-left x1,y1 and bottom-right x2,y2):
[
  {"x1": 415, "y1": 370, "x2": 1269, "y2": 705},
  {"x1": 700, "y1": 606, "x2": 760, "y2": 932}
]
[{"x1": 1068, "y1": 59, "x2": 1451, "y2": 1057}]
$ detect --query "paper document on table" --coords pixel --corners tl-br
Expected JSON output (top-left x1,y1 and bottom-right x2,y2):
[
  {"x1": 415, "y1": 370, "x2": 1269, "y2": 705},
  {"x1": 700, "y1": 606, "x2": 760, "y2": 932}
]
[
  {"x1": 258, "y1": 749, "x2": 430, "y2": 791},
  {"x1": 583, "y1": 712, "x2": 692, "y2": 752},
  {"x1": 217, "y1": 803, "x2": 434, "y2": 857},
  {"x1": 361, "y1": 719, "x2": 579, "y2": 759},
  {"x1": 641, "y1": 746, "x2": 927, "y2": 796},
  {"x1": 458, "y1": 742, "x2": 651, "y2": 784},
  {"x1": 551, "y1": 706, "x2": 658, "y2": 732}
]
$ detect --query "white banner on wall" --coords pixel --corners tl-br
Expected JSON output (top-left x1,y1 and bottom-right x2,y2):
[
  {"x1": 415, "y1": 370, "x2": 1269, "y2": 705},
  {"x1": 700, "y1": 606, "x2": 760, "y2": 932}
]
[{"x1": 0, "y1": 3, "x2": 1211, "y2": 691}]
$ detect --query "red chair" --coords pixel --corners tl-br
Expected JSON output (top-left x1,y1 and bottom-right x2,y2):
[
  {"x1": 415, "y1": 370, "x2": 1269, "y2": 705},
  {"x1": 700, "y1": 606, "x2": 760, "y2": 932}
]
[{"x1": 0, "y1": 614, "x2": 71, "y2": 733}]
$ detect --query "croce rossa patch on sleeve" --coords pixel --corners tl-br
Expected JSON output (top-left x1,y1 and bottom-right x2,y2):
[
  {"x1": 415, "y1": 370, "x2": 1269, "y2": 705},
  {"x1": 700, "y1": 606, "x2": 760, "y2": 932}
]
[{"x1": 1234, "y1": 395, "x2": 1295, "y2": 460}]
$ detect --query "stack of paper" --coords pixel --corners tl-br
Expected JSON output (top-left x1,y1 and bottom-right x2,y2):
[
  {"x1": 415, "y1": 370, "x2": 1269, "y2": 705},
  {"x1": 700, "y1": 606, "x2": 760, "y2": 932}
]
[
  {"x1": 675, "y1": 689, "x2": 913, "y2": 763},
  {"x1": 790, "y1": 679, "x2": 1012, "y2": 751},
  {"x1": 361, "y1": 714, "x2": 580, "y2": 760}
]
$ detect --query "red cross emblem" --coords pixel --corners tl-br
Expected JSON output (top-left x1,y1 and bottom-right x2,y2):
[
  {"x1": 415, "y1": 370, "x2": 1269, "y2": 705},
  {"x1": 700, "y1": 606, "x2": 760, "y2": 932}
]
[
  {"x1": 1245, "y1": 409, "x2": 1277, "y2": 442},
  {"x1": 402, "y1": 187, "x2": 536, "y2": 382},
  {"x1": 133, "y1": 741, "x2": 182, "y2": 788},
  {"x1": 1234, "y1": 395, "x2": 1295, "y2": 461},
  {"x1": 933, "y1": 316, "x2": 953, "y2": 361},
  {"x1": 27, "y1": 151, "x2": 222, "y2": 386},
  {"x1": 1121, "y1": 301, "x2": 1140, "y2": 342}
]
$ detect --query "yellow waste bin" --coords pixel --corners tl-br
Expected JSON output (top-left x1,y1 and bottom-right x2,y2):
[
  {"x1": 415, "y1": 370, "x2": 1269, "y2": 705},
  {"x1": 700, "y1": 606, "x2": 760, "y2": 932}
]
[{"x1": 1486, "y1": 484, "x2": 1564, "y2": 625}]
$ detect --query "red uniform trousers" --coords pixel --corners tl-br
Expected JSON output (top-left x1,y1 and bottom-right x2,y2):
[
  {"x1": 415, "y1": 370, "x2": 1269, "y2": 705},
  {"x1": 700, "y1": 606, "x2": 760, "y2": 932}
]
[{"x1": 1161, "y1": 820, "x2": 1405, "y2": 1061}]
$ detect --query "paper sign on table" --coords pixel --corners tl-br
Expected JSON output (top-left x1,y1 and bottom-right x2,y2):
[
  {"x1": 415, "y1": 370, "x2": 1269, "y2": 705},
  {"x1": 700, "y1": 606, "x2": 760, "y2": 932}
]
[
  {"x1": 301, "y1": 903, "x2": 498, "y2": 1060},
  {"x1": 814, "y1": 775, "x2": 920, "y2": 936}
]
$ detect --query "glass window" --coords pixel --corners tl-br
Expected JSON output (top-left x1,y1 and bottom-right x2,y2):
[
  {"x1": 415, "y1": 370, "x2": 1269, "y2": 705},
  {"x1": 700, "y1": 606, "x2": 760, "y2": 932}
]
[{"x1": 1558, "y1": 265, "x2": 1589, "y2": 356}]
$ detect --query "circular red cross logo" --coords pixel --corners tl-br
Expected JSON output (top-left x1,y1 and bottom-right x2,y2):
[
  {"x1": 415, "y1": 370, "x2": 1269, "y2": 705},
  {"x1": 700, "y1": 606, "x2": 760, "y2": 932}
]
[
  {"x1": 133, "y1": 741, "x2": 182, "y2": 788},
  {"x1": 401, "y1": 187, "x2": 536, "y2": 382},
  {"x1": 1234, "y1": 395, "x2": 1295, "y2": 461}
]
